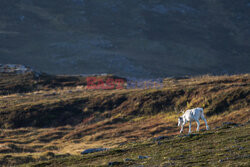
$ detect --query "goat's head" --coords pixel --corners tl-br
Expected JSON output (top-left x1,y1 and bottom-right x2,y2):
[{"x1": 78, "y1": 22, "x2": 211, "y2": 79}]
[{"x1": 178, "y1": 117, "x2": 183, "y2": 126}]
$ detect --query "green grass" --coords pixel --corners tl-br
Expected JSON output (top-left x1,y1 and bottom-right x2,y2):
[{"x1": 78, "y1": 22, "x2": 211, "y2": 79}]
[
  {"x1": 21, "y1": 123, "x2": 250, "y2": 167},
  {"x1": 0, "y1": 74, "x2": 249, "y2": 166}
]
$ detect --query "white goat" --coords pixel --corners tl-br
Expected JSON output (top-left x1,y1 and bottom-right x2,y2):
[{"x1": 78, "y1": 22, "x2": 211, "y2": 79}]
[{"x1": 178, "y1": 108, "x2": 209, "y2": 134}]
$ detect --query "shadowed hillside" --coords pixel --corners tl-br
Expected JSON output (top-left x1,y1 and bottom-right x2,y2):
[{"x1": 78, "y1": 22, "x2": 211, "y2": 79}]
[
  {"x1": 0, "y1": 73, "x2": 249, "y2": 166},
  {"x1": 0, "y1": 64, "x2": 126, "y2": 95},
  {"x1": 0, "y1": 74, "x2": 249, "y2": 129},
  {"x1": 0, "y1": 0, "x2": 250, "y2": 78}
]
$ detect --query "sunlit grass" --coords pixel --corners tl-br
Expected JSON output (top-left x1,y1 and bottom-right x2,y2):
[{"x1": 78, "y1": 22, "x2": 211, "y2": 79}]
[{"x1": 0, "y1": 74, "x2": 249, "y2": 166}]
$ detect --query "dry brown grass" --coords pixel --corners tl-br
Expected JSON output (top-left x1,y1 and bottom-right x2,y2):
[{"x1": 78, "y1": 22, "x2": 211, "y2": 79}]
[{"x1": 0, "y1": 74, "x2": 249, "y2": 165}]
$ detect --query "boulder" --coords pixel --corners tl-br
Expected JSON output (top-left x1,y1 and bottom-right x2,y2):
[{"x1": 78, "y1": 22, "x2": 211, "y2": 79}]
[
  {"x1": 138, "y1": 155, "x2": 149, "y2": 159},
  {"x1": 81, "y1": 148, "x2": 108, "y2": 155}
]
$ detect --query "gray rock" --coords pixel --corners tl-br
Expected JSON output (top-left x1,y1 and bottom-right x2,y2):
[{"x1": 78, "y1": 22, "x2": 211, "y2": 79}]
[
  {"x1": 222, "y1": 122, "x2": 239, "y2": 128},
  {"x1": 183, "y1": 149, "x2": 191, "y2": 152},
  {"x1": 153, "y1": 136, "x2": 169, "y2": 141},
  {"x1": 124, "y1": 158, "x2": 133, "y2": 162},
  {"x1": 238, "y1": 147, "x2": 244, "y2": 150},
  {"x1": 222, "y1": 122, "x2": 238, "y2": 126},
  {"x1": 0, "y1": 64, "x2": 40, "y2": 76},
  {"x1": 108, "y1": 161, "x2": 122, "y2": 166},
  {"x1": 138, "y1": 155, "x2": 149, "y2": 159},
  {"x1": 81, "y1": 148, "x2": 108, "y2": 154},
  {"x1": 214, "y1": 126, "x2": 221, "y2": 129}
]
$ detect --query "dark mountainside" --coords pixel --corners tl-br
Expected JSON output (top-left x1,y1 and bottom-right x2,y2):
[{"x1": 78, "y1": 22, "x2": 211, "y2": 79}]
[{"x1": 0, "y1": 0, "x2": 250, "y2": 78}]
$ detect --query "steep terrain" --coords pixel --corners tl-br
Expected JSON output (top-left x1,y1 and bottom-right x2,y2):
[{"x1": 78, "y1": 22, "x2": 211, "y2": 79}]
[
  {"x1": 1, "y1": 0, "x2": 250, "y2": 78},
  {"x1": 0, "y1": 73, "x2": 249, "y2": 166}
]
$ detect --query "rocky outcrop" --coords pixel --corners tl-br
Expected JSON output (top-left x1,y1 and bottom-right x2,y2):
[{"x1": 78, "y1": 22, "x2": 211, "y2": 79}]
[
  {"x1": 0, "y1": 64, "x2": 41, "y2": 77},
  {"x1": 81, "y1": 148, "x2": 109, "y2": 154}
]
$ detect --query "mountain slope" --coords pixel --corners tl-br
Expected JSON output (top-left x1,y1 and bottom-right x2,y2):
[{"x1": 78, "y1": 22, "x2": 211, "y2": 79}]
[
  {"x1": 0, "y1": 0, "x2": 250, "y2": 78},
  {"x1": 23, "y1": 123, "x2": 250, "y2": 167},
  {"x1": 0, "y1": 74, "x2": 249, "y2": 166}
]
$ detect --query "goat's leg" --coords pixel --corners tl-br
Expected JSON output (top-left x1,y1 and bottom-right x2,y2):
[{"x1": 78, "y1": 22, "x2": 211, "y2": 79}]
[
  {"x1": 195, "y1": 119, "x2": 200, "y2": 132},
  {"x1": 201, "y1": 115, "x2": 209, "y2": 130},
  {"x1": 188, "y1": 121, "x2": 192, "y2": 134},
  {"x1": 180, "y1": 124, "x2": 184, "y2": 134}
]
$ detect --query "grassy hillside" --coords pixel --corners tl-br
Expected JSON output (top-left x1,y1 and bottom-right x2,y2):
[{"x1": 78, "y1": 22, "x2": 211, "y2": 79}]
[
  {"x1": 0, "y1": 72, "x2": 125, "y2": 95},
  {"x1": 1, "y1": 0, "x2": 250, "y2": 77},
  {"x1": 22, "y1": 123, "x2": 250, "y2": 166},
  {"x1": 0, "y1": 73, "x2": 249, "y2": 166}
]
